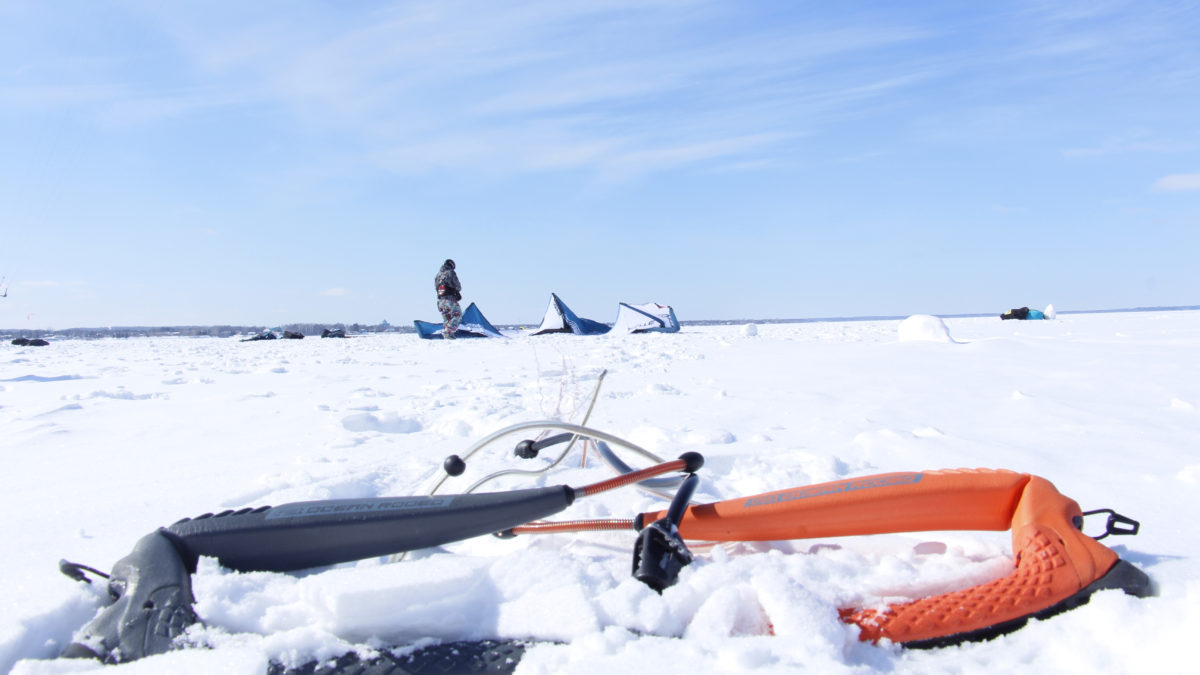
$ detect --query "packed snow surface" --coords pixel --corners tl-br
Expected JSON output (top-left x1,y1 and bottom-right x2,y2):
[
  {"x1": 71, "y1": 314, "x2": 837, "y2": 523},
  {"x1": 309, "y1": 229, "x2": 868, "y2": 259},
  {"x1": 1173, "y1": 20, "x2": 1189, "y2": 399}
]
[{"x1": 2, "y1": 311, "x2": 1198, "y2": 673}]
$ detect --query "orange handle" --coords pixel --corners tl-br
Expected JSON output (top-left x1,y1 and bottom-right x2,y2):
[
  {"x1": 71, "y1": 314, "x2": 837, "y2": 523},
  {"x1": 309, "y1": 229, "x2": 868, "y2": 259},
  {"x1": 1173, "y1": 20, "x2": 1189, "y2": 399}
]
[
  {"x1": 640, "y1": 469, "x2": 1029, "y2": 541},
  {"x1": 641, "y1": 469, "x2": 1120, "y2": 645}
]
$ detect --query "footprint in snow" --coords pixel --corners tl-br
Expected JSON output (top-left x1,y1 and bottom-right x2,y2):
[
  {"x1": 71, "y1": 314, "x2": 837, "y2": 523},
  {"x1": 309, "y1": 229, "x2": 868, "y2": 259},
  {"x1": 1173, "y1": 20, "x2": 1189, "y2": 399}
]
[
  {"x1": 2, "y1": 374, "x2": 86, "y2": 383},
  {"x1": 35, "y1": 403, "x2": 84, "y2": 417}
]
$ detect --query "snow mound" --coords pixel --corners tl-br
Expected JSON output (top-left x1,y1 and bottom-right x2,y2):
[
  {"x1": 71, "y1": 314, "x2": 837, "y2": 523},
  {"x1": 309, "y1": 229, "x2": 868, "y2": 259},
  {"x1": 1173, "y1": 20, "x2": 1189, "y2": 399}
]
[
  {"x1": 341, "y1": 412, "x2": 422, "y2": 433},
  {"x1": 897, "y1": 315, "x2": 955, "y2": 343}
]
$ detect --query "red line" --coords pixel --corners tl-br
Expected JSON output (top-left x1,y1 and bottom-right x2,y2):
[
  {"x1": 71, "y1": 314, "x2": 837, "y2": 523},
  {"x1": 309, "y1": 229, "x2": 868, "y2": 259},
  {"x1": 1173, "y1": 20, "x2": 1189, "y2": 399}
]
[
  {"x1": 512, "y1": 519, "x2": 636, "y2": 535},
  {"x1": 577, "y1": 458, "x2": 686, "y2": 497}
]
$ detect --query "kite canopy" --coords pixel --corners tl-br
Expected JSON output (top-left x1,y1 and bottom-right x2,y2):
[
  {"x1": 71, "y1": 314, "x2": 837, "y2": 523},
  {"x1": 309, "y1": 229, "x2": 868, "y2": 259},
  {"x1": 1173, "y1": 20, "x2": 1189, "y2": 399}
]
[
  {"x1": 414, "y1": 302, "x2": 505, "y2": 339},
  {"x1": 531, "y1": 294, "x2": 611, "y2": 335},
  {"x1": 612, "y1": 302, "x2": 680, "y2": 334},
  {"x1": 1000, "y1": 304, "x2": 1056, "y2": 321}
]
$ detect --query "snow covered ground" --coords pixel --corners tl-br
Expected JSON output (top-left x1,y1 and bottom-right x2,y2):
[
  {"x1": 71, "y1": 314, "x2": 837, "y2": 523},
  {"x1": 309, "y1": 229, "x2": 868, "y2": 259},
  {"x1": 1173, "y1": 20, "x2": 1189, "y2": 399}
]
[{"x1": 2, "y1": 310, "x2": 1197, "y2": 674}]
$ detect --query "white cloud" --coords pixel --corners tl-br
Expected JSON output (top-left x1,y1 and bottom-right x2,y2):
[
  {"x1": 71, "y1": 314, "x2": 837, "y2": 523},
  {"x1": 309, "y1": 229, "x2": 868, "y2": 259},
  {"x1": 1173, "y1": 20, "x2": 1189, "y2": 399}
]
[
  {"x1": 1152, "y1": 173, "x2": 1200, "y2": 192},
  {"x1": 599, "y1": 132, "x2": 792, "y2": 181},
  {"x1": 0, "y1": 83, "x2": 125, "y2": 110},
  {"x1": 21, "y1": 280, "x2": 86, "y2": 288},
  {"x1": 1064, "y1": 130, "x2": 1188, "y2": 157},
  {"x1": 122, "y1": 1, "x2": 930, "y2": 179},
  {"x1": 321, "y1": 288, "x2": 350, "y2": 297}
]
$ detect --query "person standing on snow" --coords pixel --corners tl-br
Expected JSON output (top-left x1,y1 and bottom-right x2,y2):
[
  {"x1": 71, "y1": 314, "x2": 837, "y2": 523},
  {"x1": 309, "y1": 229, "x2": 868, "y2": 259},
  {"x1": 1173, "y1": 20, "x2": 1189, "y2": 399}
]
[{"x1": 435, "y1": 259, "x2": 463, "y2": 339}]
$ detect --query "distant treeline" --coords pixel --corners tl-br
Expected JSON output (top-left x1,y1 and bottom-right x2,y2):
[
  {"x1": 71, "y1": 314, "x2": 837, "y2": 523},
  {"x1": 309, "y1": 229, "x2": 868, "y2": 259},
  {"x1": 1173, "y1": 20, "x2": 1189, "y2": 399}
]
[
  {"x1": 5, "y1": 305, "x2": 1198, "y2": 341},
  {"x1": 1, "y1": 322, "x2": 414, "y2": 340}
]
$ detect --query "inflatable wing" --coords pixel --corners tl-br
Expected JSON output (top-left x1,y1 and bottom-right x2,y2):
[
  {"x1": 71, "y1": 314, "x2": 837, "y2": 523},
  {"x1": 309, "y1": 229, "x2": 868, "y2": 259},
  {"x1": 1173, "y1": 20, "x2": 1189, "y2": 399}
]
[{"x1": 414, "y1": 302, "x2": 505, "y2": 339}]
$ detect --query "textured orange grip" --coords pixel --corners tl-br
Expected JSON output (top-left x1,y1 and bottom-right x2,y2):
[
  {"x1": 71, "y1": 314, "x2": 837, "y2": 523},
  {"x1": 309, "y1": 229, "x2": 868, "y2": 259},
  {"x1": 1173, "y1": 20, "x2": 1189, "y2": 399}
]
[
  {"x1": 844, "y1": 522, "x2": 1115, "y2": 643},
  {"x1": 834, "y1": 474, "x2": 1117, "y2": 644},
  {"x1": 641, "y1": 469, "x2": 1120, "y2": 645}
]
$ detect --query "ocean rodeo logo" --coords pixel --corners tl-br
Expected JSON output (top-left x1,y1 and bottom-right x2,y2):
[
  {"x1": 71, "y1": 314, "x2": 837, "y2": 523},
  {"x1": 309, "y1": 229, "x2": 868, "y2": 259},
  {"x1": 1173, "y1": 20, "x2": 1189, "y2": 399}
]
[
  {"x1": 265, "y1": 496, "x2": 456, "y2": 520},
  {"x1": 743, "y1": 473, "x2": 923, "y2": 508}
]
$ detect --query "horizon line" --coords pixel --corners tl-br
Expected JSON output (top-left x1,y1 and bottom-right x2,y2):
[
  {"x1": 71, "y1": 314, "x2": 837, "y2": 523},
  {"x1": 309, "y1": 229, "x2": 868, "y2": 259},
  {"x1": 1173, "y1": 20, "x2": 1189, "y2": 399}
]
[{"x1": 4, "y1": 304, "x2": 1199, "y2": 335}]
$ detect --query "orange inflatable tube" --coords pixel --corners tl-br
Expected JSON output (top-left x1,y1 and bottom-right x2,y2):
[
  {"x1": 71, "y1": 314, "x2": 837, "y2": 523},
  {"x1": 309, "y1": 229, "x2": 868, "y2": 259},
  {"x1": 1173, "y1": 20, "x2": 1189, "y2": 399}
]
[{"x1": 638, "y1": 468, "x2": 1150, "y2": 646}]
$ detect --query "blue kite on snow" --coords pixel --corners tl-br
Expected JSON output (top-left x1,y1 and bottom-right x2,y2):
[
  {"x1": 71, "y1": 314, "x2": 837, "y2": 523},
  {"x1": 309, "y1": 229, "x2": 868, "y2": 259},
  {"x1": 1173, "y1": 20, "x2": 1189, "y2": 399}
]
[
  {"x1": 531, "y1": 293, "x2": 612, "y2": 335},
  {"x1": 611, "y1": 302, "x2": 680, "y2": 334},
  {"x1": 531, "y1": 294, "x2": 681, "y2": 336},
  {"x1": 414, "y1": 302, "x2": 506, "y2": 339}
]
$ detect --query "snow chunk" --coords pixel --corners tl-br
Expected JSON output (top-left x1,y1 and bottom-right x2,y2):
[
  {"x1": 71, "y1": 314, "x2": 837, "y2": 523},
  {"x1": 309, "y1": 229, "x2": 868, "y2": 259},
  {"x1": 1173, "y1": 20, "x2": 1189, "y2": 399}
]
[
  {"x1": 897, "y1": 315, "x2": 956, "y2": 343},
  {"x1": 682, "y1": 429, "x2": 736, "y2": 445},
  {"x1": 78, "y1": 388, "x2": 166, "y2": 401},
  {"x1": 628, "y1": 425, "x2": 672, "y2": 452},
  {"x1": 1178, "y1": 465, "x2": 1200, "y2": 484},
  {"x1": 1169, "y1": 398, "x2": 1195, "y2": 412},
  {"x1": 340, "y1": 412, "x2": 422, "y2": 434}
]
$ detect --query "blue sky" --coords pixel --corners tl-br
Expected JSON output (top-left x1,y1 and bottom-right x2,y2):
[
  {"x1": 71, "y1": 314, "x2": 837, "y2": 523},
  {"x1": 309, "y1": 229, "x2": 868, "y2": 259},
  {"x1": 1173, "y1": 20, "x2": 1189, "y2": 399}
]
[{"x1": 2, "y1": 0, "x2": 1198, "y2": 329}]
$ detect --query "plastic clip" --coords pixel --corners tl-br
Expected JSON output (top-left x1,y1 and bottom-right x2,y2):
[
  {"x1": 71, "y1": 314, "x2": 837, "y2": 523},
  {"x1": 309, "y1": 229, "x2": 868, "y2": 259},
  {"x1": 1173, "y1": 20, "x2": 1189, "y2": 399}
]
[
  {"x1": 59, "y1": 559, "x2": 109, "y2": 584},
  {"x1": 632, "y1": 473, "x2": 700, "y2": 593},
  {"x1": 1082, "y1": 508, "x2": 1140, "y2": 540}
]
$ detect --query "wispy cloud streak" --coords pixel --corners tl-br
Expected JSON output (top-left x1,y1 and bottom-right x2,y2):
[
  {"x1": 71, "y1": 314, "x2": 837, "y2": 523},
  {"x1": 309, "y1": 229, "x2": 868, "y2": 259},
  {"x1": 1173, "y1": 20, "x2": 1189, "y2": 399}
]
[
  {"x1": 1153, "y1": 173, "x2": 1200, "y2": 192},
  {"x1": 5, "y1": 0, "x2": 1199, "y2": 181}
]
